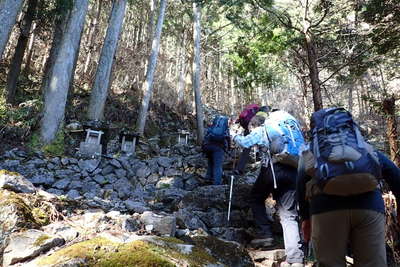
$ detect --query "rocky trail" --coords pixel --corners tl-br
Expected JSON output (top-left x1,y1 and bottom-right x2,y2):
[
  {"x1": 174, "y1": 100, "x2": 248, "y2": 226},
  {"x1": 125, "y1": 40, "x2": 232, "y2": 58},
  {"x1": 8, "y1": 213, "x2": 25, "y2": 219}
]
[{"x1": 0, "y1": 140, "x2": 302, "y2": 267}]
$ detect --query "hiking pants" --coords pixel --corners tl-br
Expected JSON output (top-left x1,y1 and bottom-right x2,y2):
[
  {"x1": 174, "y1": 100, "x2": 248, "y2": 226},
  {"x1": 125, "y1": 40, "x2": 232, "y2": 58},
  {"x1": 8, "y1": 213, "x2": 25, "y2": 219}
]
[
  {"x1": 250, "y1": 165, "x2": 303, "y2": 264},
  {"x1": 205, "y1": 146, "x2": 224, "y2": 185},
  {"x1": 236, "y1": 147, "x2": 251, "y2": 173},
  {"x1": 312, "y1": 209, "x2": 386, "y2": 267},
  {"x1": 278, "y1": 191, "x2": 304, "y2": 264}
]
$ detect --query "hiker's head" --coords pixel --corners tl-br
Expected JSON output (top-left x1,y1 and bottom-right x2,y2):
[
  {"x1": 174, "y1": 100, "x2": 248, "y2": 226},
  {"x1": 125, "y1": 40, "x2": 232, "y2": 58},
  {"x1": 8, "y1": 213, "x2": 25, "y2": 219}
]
[{"x1": 249, "y1": 115, "x2": 266, "y2": 130}]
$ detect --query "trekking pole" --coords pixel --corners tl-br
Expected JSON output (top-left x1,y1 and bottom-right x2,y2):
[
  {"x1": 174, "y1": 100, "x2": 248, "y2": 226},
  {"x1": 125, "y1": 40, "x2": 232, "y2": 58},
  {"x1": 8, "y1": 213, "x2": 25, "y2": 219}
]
[
  {"x1": 228, "y1": 148, "x2": 236, "y2": 222},
  {"x1": 227, "y1": 174, "x2": 234, "y2": 222},
  {"x1": 267, "y1": 148, "x2": 277, "y2": 189}
]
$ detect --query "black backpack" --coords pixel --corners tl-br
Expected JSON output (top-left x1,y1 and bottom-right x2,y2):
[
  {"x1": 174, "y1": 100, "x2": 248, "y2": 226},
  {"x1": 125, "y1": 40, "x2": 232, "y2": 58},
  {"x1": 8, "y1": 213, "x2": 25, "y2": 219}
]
[{"x1": 309, "y1": 107, "x2": 381, "y2": 196}]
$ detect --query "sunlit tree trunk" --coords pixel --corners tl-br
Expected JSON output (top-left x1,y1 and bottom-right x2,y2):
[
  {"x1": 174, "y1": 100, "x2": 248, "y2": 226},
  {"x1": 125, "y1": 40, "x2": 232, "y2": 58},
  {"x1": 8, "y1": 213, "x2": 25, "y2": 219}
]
[
  {"x1": 176, "y1": 28, "x2": 187, "y2": 107},
  {"x1": 0, "y1": 0, "x2": 25, "y2": 59},
  {"x1": 41, "y1": 7, "x2": 69, "y2": 98},
  {"x1": 87, "y1": 0, "x2": 127, "y2": 121},
  {"x1": 136, "y1": 0, "x2": 167, "y2": 135},
  {"x1": 6, "y1": 0, "x2": 38, "y2": 105},
  {"x1": 83, "y1": 0, "x2": 102, "y2": 74},
  {"x1": 230, "y1": 73, "x2": 235, "y2": 115},
  {"x1": 192, "y1": 1, "x2": 205, "y2": 144},
  {"x1": 40, "y1": 0, "x2": 89, "y2": 144},
  {"x1": 146, "y1": 0, "x2": 156, "y2": 50},
  {"x1": 24, "y1": 21, "x2": 37, "y2": 73}
]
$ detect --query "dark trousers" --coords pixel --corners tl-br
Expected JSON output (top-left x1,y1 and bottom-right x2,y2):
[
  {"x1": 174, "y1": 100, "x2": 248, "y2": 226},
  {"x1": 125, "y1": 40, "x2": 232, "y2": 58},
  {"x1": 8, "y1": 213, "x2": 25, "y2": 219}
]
[
  {"x1": 205, "y1": 146, "x2": 224, "y2": 185},
  {"x1": 236, "y1": 147, "x2": 251, "y2": 173}
]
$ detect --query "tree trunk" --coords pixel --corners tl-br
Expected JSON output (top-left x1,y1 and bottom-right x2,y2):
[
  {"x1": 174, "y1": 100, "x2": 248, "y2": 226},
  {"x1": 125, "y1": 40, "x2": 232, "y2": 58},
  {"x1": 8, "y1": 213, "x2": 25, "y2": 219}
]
[
  {"x1": 382, "y1": 96, "x2": 400, "y2": 167},
  {"x1": 0, "y1": 0, "x2": 25, "y2": 59},
  {"x1": 348, "y1": 84, "x2": 353, "y2": 113},
  {"x1": 24, "y1": 21, "x2": 37, "y2": 73},
  {"x1": 304, "y1": 31, "x2": 323, "y2": 111},
  {"x1": 41, "y1": 9, "x2": 69, "y2": 96},
  {"x1": 88, "y1": 0, "x2": 127, "y2": 121},
  {"x1": 6, "y1": 0, "x2": 38, "y2": 105},
  {"x1": 230, "y1": 73, "x2": 235, "y2": 115},
  {"x1": 192, "y1": 1, "x2": 205, "y2": 144},
  {"x1": 136, "y1": 0, "x2": 167, "y2": 135},
  {"x1": 147, "y1": 0, "x2": 156, "y2": 50},
  {"x1": 83, "y1": 0, "x2": 102, "y2": 74},
  {"x1": 40, "y1": 0, "x2": 89, "y2": 144}
]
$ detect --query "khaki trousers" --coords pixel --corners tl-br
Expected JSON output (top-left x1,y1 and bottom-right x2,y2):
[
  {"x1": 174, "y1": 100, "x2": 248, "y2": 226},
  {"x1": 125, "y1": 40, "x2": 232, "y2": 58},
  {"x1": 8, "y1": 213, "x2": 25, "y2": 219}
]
[{"x1": 311, "y1": 209, "x2": 386, "y2": 267}]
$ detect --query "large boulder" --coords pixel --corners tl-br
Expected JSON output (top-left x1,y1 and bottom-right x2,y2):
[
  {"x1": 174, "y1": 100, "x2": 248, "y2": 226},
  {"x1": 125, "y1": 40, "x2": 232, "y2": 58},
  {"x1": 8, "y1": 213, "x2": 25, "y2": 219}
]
[
  {"x1": 3, "y1": 229, "x2": 64, "y2": 266},
  {"x1": 0, "y1": 190, "x2": 50, "y2": 263},
  {"x1": 29, "y1": 234, "x2": 254, "y2": 267},
  {"x1": 0, "y1": 170, "x2": 36, "y2": 193}
]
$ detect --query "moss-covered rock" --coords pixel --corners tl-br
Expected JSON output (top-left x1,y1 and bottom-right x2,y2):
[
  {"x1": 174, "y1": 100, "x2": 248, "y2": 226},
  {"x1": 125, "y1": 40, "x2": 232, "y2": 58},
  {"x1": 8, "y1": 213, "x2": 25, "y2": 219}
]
[
  {"x1": 0, "y1": 190, "x2": 42, "y2": 232},
  {"x1": 34, "y1": 235, "x2": 228, "y2": 267},
  {"x1": 0, "y1": 190, "x2": 43, "y2": 264},
  {"x1": 37, "y1": 237, "x2": 175, "y2": 267},
  {"x1": 28, "y1": 131, "x2": 65, "y2": 157}
]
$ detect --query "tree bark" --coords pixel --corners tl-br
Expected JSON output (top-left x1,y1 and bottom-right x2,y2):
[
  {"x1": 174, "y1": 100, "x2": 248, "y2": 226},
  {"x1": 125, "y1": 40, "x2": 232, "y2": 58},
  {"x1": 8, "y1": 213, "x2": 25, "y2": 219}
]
[
  {"x1": 0, "y1": 0, "x2": 25, "y2": 59},
  {"x1": 6, "y1": 0, "x2": 38, "y2": 105},
  {"x1": 83, "y1": 0, "x2": 102, "y2": 74},
  {"x1": 382, "y1": 96, "x2": 400, "y2": 167},
  {"x1": 23, "y1": 21, "x2": 37, "y2": 73},
  {"x1": 348, "y1": 84, "x2": 353, "y2": 113},
  {"x1": 192, "y1": 1, "x2": 205, "y2": 144},
  {"x1": 136, "y1": 0, "x2": 167, "y2": 135},
  {"x1": 304, "y1": 31, "x2": 323, "y2": 111},
  {"x1": 41, "y1": 8, "x2": 69, "y2": 96},
  {"x1": 40, "y1": 0, "x2": 89, "y2": 144},
  {"x1": 87, "y1": 0, "x2": 127, "y2": 121},
  {"x1": 147, "y1": 0, "x2": 156, "y2": 50},
  {"x1": 176, "y1": 29, "x2": 187, "y2": 107}
]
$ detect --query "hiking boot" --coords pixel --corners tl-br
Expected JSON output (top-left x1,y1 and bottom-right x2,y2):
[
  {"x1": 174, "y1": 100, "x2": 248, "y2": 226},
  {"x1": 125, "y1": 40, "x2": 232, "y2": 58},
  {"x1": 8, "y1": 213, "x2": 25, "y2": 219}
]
[{"x1": 249, "y1": 237, "x2": 274, "y2": 248}]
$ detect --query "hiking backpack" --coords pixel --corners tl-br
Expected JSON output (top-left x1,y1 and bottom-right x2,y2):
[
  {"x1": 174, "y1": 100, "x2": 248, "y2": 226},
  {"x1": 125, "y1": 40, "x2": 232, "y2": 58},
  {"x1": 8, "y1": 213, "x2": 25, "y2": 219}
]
[
  {"x1": 262, "y1": 110, "x2": 305, "y2": 168},
  {"x1": 205, "y1": 115, "x2": 229, "y2": 143},
  {"x1": 237, "y1": 104, "x2": 260, "y2": 129},
  {"x1": 309, "y1": 107, "x2": 381, "y2": 196}
]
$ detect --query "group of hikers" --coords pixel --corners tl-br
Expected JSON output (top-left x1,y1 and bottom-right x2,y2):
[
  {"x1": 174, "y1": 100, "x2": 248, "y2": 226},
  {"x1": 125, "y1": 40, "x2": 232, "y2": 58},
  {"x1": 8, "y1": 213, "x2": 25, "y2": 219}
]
[{"x1": 201, "y1": 104, "x2": 400, "y2": 267}]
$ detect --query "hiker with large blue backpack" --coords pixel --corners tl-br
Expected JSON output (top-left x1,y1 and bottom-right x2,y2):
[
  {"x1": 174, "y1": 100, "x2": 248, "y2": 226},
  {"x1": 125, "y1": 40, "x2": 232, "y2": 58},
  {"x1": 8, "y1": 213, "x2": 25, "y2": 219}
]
[
  {"x1": 231, "y1": 109, "x2": 305, "y2": 267},
  {"x1": 297, "y1": 107, "x2": 400, "y2": 267},
  {"x1": 202, "y1": 115, "x2": 231, "y2": 185}
]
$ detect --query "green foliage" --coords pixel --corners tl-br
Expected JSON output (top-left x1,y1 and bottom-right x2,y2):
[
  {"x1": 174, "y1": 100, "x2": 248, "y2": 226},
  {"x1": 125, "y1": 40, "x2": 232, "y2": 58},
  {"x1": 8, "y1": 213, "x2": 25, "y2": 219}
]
[
  {"x1": 0, "y1": 96, "x2": 42, "y2": 145},
  {"x1": 361, "y1": 0, "x2": 400, "y2": 54},
  {"x1": 35, "y1": 0, "x2": 74, "y2": 38},
  {"x1": 225, "y1": 11, "x2": 294, "y2": 93}
]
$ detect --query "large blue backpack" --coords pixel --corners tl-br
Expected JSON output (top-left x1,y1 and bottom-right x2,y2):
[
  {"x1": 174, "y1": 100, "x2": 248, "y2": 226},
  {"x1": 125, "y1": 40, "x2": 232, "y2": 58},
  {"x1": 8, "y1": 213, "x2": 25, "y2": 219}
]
[
  {"x1": 205, "y1": 115, "x2": 229, "y2": 143},
  {"x1": 309, "y1": 107, "x2": 381, "y2": 196},
  {"x1": 263, "y1": 110, "x2": 305, "y2": 168}
]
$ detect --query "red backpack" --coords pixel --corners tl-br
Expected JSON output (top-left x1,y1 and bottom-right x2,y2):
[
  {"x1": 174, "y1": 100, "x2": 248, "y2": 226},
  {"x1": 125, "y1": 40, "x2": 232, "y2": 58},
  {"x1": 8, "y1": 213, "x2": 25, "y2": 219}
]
[{"x1": 237, "y1": 104, "x2": 260, "y2": 129}]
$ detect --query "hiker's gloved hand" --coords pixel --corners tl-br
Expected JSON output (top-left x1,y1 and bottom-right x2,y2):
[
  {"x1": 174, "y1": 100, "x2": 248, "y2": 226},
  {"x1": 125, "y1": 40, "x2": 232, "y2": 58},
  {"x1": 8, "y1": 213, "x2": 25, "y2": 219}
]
[{"x1": 301, "y1": 219, "x2": 311, "y2": 242}]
